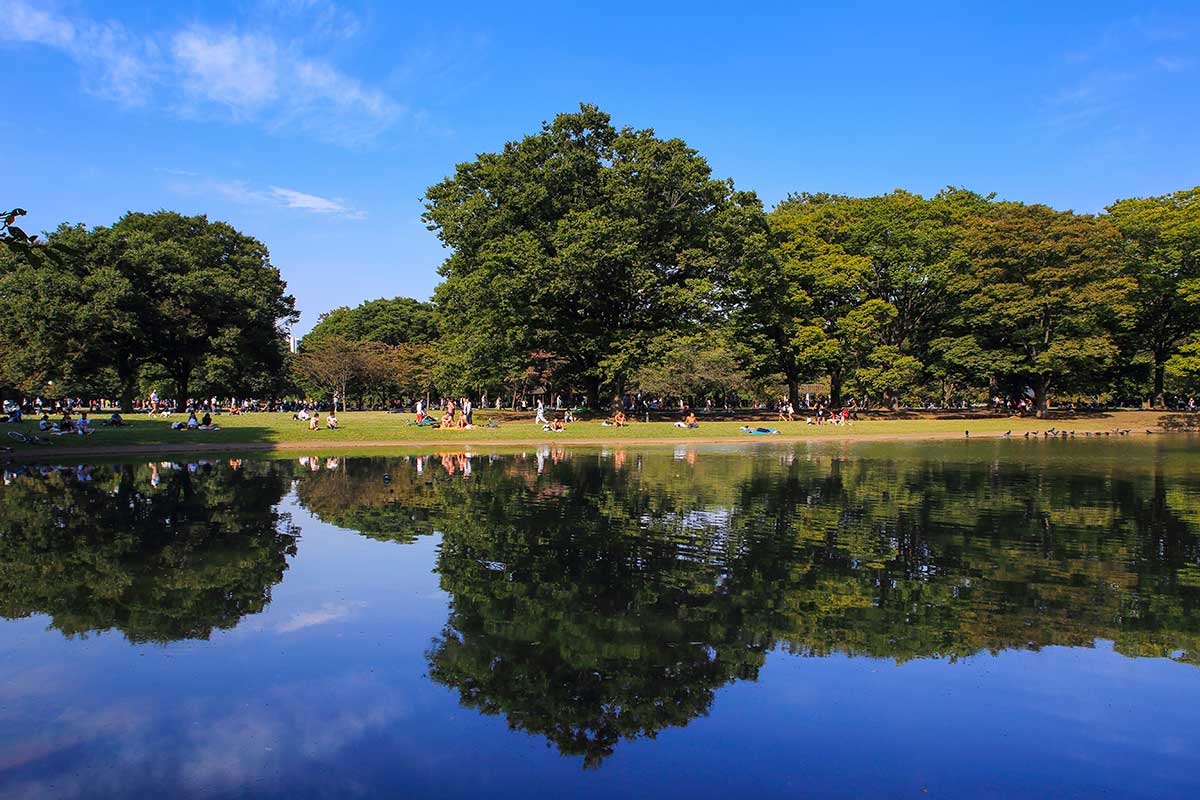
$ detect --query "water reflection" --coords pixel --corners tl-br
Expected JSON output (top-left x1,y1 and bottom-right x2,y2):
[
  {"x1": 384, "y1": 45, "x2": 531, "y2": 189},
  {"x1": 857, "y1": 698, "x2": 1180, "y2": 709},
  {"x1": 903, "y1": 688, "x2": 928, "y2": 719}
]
[
  {"x1": 2, "y1": 443, "x2": 1200, "y2": 772},
  {"x1": 0, "y1": 460, "x2": 298, "y2": 642},
  {"x1": 291, "y1": 444, "x2": 1200, "y2": 764}
]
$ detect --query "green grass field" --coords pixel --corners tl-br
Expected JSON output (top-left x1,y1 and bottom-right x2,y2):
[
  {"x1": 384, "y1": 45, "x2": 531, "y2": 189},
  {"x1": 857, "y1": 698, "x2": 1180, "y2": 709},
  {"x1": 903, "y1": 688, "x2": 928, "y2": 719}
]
[{"x1": 2, "y1": 408, "x2": 1189, "y2": 456}]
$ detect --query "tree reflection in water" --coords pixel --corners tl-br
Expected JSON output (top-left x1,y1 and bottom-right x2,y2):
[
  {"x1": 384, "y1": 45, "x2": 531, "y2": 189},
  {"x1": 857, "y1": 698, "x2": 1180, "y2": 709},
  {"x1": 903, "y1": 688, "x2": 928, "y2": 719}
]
[
  {"x1": 0, "y1": 460, "x2": 297, "y2": 643},
  {"x1": 3, "y1": 444, "x2": 1198, "y2": 768},
  {"x1": 293, "y1": 446, "x2": 1200, "y2": 767}
]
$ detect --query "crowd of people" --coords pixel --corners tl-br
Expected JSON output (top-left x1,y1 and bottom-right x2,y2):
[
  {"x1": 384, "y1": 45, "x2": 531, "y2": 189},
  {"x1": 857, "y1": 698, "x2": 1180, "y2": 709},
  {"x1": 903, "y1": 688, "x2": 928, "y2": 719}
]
[{"x1": 4, "y1": 386, "x2": 1198, "y2": 445}]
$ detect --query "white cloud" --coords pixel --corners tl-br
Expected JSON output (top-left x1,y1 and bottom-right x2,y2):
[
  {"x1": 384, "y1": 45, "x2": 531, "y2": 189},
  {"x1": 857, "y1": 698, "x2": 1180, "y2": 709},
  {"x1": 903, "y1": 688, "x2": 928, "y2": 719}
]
[
  {"x1": 254, "y1": 0, "x2": 363, "y2": 42},
  {"x1": 1154, "y1": 55, "x2": 1192, "y2": 73},
  {"x1": 172, "y1": 28, "x2": 280, "y2": 113},
  {"x1": 0, "y1": 1, "x2": 403, "y2": 146},
  {"x1": 169, "y1": 176, "x2": 365, "y2": 219},
  {"x1": 1, "y1": 0, "x2": 156, "y2": 105},
  {"x1": 276, "y1": 600, "x2": 365, "y2": 633}
]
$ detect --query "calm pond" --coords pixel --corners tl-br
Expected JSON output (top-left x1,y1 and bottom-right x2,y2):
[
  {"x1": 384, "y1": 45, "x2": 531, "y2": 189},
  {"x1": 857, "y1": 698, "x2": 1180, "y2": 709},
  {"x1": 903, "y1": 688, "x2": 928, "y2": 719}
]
[{"x1": 1, "y1": 440, "x2": 1198, "y2": 798}]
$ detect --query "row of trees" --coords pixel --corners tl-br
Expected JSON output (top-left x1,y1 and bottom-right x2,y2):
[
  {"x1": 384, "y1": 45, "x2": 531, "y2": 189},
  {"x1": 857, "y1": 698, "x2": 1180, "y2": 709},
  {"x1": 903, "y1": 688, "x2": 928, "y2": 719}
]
[
  {"x1": 418, "y1": 105, "x2": 1200, "y2": 414},
  {"x1": 5, "y1": 105, "x2": 1198, "y2": 413}
]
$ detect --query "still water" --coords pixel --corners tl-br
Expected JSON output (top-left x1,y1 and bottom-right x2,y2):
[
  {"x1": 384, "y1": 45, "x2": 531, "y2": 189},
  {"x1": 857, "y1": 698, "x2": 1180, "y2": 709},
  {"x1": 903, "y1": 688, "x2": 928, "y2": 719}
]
[{"x1": 1, "y1": 440, "x2": 1198, "y2": 798}]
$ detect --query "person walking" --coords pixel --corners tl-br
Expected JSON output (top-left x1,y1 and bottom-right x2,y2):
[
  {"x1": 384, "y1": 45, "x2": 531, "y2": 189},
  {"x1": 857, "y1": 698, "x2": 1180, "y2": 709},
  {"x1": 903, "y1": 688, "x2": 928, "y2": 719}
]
[{"x1": 535, "y1": 397, "x2": 547, "y2": 425}]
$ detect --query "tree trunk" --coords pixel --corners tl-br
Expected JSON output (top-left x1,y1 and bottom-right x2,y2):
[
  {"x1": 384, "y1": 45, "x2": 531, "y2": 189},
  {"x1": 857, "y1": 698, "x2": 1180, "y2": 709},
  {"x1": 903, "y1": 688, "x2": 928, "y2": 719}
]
[
  {"x1": 119, "y1": 383, "x2": 136, "y2": 414},
  {"x1": 787, "y1": 375, "x2": 799, "y2": 411},
  {"x1": 829, "y1": 369, "x2": 842, "y2": 408},
  {"x1": 174, "y1": 366, "x2": 191, "y2": 411},
  {"x1": 116, "y1": 358, "x2": 139, "y2": 413},
  {"x1": 585, "y1": 376, "x2": 600, "y2": 410},
  {"x1": 1033, "y1": 377, "x2": 1051, "y2": 418},
  {"x1": 1153, "y1": 360, "x2": 1166, "y2": 408}
]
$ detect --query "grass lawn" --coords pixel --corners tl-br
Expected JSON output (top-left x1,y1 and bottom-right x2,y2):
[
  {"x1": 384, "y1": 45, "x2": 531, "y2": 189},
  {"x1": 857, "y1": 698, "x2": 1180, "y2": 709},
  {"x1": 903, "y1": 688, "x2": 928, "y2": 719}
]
[{"x1": 2, "y1": 408, "x2": 1192, "y2": 457}]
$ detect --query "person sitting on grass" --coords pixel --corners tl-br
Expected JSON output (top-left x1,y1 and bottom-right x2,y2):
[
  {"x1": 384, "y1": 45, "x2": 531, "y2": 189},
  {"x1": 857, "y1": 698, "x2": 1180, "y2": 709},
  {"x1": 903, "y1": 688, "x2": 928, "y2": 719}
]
[
  {"x1": 440, "y1": 411, "x2": 454, "y2": 428},
  {"x1": 75, "y1": 411, "x2": 94, "y2": 435},
  {"x1": 564, "y1": 409, "x2": 575, "y2": 423},
  {"x1": 326, "y1": 411, "x2": 338, "y2": 430},
  {"x1": 187, "y1": 411, "x2": 200, "y2": 429},
  {"x1": 543, "y1": 417, "x2": 565, "y2": 432},
  {"x1": 309, "y1": 413, "x2": 320, "y2": 431},
  {"x1": 39, "y1": 413, "x2": 52, "y2": 431},
  {"x1": 613, "y1": 410, "x2": 627, "y2": 427},
  {"x1": 674, "y1": 412, "x2": 699, "y2": 429},
  {"x1": 740, "y1": 425, "x2": 780, "y2": 435},
  {"x1": 106, "y1": 411, "x2": 124, "y2": 427},
  {"x1": 293, "y1": 408, "x2": 310, "y2": 422}
]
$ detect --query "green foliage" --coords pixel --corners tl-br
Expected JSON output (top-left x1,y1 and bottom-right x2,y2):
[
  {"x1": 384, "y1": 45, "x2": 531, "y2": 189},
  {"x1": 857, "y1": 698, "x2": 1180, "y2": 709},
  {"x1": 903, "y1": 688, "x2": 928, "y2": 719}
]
[
  {"x1": 632, "y1": 332, "x2": 750, "y2": 401},
  {"x1": 0, "y1": 462, "x2": 296, "y2": 642},
  {"x1": 744, "y1": 188, "x2": 991, "y2": 406},
  {"x1": 950, "y1": 202, "x2": 1134, "y2": 412},
  {"x1": 303, "y1": 296, "x2": 437, "y2": 347},
  {"x1": 1107, "y1": 187, "x2": 1200, "y2": 401},
  {"x1": 0, "y1": 211, "x2": 298, "y2": 405},
  {"x1": 292, "y1": 335, "x2": 436, "y2": 408},
  {"x1": 1165, "y1": 338, "x2": 1200, "y2": 395},
  {"x1": 424, "y1": 104, "x2": 757, "y2": 405}
]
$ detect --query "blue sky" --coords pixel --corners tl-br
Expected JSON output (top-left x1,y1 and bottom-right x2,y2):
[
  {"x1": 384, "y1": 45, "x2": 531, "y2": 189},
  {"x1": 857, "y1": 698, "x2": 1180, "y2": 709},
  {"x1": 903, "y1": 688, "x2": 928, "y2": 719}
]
[{"x1": 3, "y1": 1, "x2": 1198, "y2": 334}]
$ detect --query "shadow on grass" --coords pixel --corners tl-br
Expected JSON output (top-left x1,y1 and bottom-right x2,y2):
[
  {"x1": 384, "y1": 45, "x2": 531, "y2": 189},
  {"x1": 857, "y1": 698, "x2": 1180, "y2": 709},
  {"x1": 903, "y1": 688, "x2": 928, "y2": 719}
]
[{"x1": 2, "y1": 415, "x2": 278, "y2": 453}]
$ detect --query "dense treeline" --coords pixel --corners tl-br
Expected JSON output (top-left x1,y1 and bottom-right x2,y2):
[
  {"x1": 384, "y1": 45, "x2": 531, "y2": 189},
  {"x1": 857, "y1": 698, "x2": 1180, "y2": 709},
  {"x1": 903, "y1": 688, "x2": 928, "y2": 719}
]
[
  {"x1": 420, "y1": 105, "x2": 1200, "y2": 415},
  {"x1": 4, "y1": 104, "x2": 1199, "y2": 414}
]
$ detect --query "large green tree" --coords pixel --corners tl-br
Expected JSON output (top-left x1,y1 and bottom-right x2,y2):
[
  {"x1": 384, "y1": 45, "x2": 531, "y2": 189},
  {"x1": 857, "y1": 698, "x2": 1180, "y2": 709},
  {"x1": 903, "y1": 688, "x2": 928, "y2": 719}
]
[
  {"x1": 0, "y1": 223, "x2": 135, "y2": 401},
  {"x1": 424, "y1": 104, "x2": 755, "y2": 407},
  {"x1": 1106, "y1": 186, "x2": 1200, "y2": 405},
  {"x1": 1, "y1": 212, "x2": 297, "y2": 408},
  {"x1": 952, "y1": 202, "x2": 1134, "y2": 414},
  {"x1": 744, "y1": 189, "x2": 988, "y2": 407},
  {"x1": 109, "y1": 211, "x2": 298, "y2": 404}
]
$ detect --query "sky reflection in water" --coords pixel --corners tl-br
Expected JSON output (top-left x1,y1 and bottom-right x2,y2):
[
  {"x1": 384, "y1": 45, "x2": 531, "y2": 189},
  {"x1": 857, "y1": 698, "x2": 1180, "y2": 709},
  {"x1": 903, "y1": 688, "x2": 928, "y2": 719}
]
[{"x1": 1, "y1": 440, "x2": 1198, "y2": 799}]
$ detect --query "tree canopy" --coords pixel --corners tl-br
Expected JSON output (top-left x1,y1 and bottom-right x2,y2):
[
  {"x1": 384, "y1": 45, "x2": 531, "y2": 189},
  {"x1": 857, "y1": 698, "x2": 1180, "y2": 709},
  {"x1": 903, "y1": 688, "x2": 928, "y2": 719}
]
[
  {"x1": 5, "y1": 106, "x2": 1200, "y2": 411},
  {"x1": 423, "y1": 103, "x2": 762, "y2": 406},
  {"x1": 0, "y1": 211, "x2": 297, "y2": 407}
]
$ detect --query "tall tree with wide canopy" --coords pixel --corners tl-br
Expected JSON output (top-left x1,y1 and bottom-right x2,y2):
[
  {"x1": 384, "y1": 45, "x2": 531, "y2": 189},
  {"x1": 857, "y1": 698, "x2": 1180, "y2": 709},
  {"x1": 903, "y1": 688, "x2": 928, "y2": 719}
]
[
  {"x1": 108, "y1": 211, "x2": 298, "y2": 404},
  {"x1": 4, "y1": 213, "x2": 297, "y2": 407},
  {"x1": 0, "y1": 223, "x2": 146, "y2": 404},
  {"x1": 423, "y1": 104, "x2": 750, "y2": 407},
  {"x1": 953, "y1": 202, "x2": 1134, "y2": 415},
  {"x1": 1106, "y1": 186, "x2": 1200, "y2": 405}
]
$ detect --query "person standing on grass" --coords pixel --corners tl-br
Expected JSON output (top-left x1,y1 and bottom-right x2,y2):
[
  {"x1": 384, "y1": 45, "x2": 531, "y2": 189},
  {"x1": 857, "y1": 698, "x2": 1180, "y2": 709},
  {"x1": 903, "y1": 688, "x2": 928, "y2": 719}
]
[
  {"x1": 464, "y1": 397, "x2": 473, "y2": 426},
  {"x1": 535, "y1": 397, "x2": 547, "y2": 425}
]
